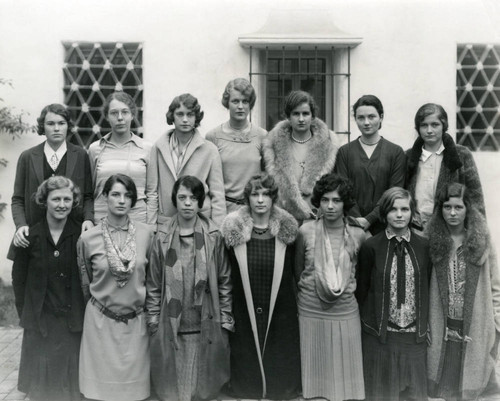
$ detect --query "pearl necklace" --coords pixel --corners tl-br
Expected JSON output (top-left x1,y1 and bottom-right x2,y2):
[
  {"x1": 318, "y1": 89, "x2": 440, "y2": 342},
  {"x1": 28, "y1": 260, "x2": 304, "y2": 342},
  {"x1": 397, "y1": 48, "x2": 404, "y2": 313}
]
[{"x1": 291, "y1": 133, "x2": 312, "y2": 144}]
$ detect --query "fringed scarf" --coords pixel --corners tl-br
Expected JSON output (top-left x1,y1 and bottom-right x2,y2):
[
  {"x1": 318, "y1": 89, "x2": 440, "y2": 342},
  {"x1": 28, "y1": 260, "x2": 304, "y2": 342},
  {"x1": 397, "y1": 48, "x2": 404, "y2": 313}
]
[
  {"x1": 102, "y1": 218, "x2": 137, "y2": 288},
  {"x1": 164, "y1": 216, "x2": 207, "y2": 347},
  {"x1": 314, "y1": 219, "x2": 355, "y2": 306}
]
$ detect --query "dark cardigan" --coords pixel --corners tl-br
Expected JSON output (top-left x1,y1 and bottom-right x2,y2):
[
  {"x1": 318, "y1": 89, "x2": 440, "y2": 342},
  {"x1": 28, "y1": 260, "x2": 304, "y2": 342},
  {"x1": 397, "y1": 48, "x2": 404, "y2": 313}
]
[
  {"x1": 355, "y1": 231, "x2": 432, "y2": 344},
  {"x1": 405, "y1": 133, "x2": 485, "y2": 217}
]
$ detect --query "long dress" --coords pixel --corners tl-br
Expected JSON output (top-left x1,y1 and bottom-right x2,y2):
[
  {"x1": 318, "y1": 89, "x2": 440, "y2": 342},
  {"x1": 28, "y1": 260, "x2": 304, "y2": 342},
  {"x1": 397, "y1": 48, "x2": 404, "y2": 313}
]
[
  {"x1": 296, "y1": 219, "x2": 367, "y2": 401},
  {"x1": 77, "y1": 220, "x2": 153, "y2": 401},
  {"x1": 227, "y1": 230, "x2": 301, "y2": 400},
  {"x1": 13, "y1": 218, "x2": 85, "y2": 401}
]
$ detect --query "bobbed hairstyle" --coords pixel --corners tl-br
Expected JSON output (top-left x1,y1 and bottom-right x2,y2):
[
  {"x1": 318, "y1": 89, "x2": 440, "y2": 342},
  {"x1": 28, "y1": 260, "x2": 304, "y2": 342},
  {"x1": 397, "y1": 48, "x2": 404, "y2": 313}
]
[
  {"x1": 284, "y1": 90, "x2": 317, "y2": 119},
  {"x1": 414, "y1": 103, "x2": 448, "y2": 135},
  {"x1": 221, "y1": 78, "x2": 257, "y2": 110},
  {"x1": 378, "y1": 187, "x2": 415, "y2": 226},
  {"x1": 102, "y1": 174, "x2": 138, "y2": 208},
  {"x1": 435, "y1": 182, "x2": 471, "y2": 227},
  {"x1": 311, "y1": 173, "x2": 355, "y2": 213},
  {"x1": 36, "y1": 104, "x2": 74, "y2": 136},
  {"x1": 103, "y1": 91, "x2": 137, "y2": 117},
  {"x1": 353, "y1": 95, "x2": 384, "y2": 129},
  {"x1": 166, "y1": 93, "x2": 204, "y2": 128},
  {"x1": 171, "y1": 175, "x2": 206, "y2": 209},
  {"x1": 243, "y1": 173, "x2": 279, "y2": 205},
  {"x1": 35, "y1": 175, "x2": 80, "y2": 208}
]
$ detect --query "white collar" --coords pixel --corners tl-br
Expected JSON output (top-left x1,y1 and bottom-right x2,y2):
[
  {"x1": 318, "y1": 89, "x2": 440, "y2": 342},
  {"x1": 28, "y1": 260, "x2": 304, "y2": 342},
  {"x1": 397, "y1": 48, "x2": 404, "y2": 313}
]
[
  {"x1": 385, "y1": 228, "x2": 411, "y2": 242},
  {"x1": 420, "y1": 142, "x2": 445, "y2": 162},
  {"x1": 44, "y1": 141, "x2": 67, "y2": 160}
]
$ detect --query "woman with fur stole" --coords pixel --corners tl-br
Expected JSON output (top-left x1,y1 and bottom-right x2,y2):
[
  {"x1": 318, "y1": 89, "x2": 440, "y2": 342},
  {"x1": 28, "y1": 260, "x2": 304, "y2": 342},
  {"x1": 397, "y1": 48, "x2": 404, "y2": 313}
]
[
  {"x1": 427, "y1": 182, "x2": 500, "y2": 400},
  {"x1": 221, "y1": 173, "x2": 301, "y2": 400},
  {"x1": 264, "y1": 90, "x2": 339, "y2": 224}
]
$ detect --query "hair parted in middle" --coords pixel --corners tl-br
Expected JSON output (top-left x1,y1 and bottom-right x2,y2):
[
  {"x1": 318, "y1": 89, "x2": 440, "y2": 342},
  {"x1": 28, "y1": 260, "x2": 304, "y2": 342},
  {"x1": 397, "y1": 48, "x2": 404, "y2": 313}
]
[
  {"x1": 353, "y1": 94, "x2": 384, "y2": 129},
  {"x1": 243, "y1": 173, "x2": 279, "y2": 205},
  {"x1": 102, "y1": 174, "x2": 138, "y2": 208},
  {"x1": 378, "y1": 186, "x2": 415, "y2": 226},
  {"x1": 166, "y1": 93, "x2": 204, "y2": 128},
  {"x1": 35, "y1": 175, "x2": 81, "y2": 208},
  {"x1": 284, "y1": 90, "x2": 317, "y2": 119},
  {"x1": 171, "y1": 175, "x2": 206, "y2": 209},
  {"x1": 311, "y1": 173, "x2": 355, "y2": 212},
  {"x1": 221, "y1": 78, "x2": 257, "y2": 110},
  {"x1": 103, "y1": 91, "x2": 137, "y2": 117},
  {"x1": 414, "y1": 103, "x2": 449, "y2": 135}
]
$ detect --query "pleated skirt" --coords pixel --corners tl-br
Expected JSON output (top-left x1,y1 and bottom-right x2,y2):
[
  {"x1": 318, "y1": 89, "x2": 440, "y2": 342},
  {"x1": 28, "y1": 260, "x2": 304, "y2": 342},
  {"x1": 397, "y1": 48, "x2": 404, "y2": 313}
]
[
  {"x1": 362, "y1": 331, "x2": 427, "y2": 401},
  {"x1": 79, "y1": 302, "x2": 150, "y2": 401},
  {"x1": 18, "y1": 312, "x2": 81, "y2": 401},
  {"x1": 299, "y1": 311, "x2": 364, "y2": 401}
]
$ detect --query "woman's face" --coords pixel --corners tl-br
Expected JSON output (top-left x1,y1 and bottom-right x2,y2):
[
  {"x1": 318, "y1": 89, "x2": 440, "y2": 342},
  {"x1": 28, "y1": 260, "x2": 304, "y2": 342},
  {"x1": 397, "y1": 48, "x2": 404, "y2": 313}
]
[
  {"x1": 228, "y1": 89, "x2": 250, "y2": 123},
  {"x1": 418, "y1": 112, "x2": 444, "y2": 149},
  {"x1": 105, "y1": 182, "x2": 133, "y2": 218},
  {"x1": 355, "y1": 105, "x2": 383, "y2": 137},
  {"x1": 386, "y1": 197, "x2": 412, "y2": 235},
  {"x1": 46, "y1": 187, "x2": 73, "y2": 222},
  {"x1": 173, "y1": 103, "x2": 196, "y2": 135},
  {"x1": 249, "y1": 187, "x2": 273, "y2": 217},
  {"x1": 176, "y1": 185, "x2": 200, "y2": 222},
  {"x1": 288, "y1": 102, "x2": 312, "y2": 136},
  {"x1": 319, "y1": 189, "x2": 344, "y2": 224},
  {"x1": 442, "y1": 197, "x2": 466, "y2": 230},
  {"x1": 107, "y1": 99, "x2": 133, "y2": 136},
  {"x1": 44, "y1": 112, "x2": 68, "y2": 149}
]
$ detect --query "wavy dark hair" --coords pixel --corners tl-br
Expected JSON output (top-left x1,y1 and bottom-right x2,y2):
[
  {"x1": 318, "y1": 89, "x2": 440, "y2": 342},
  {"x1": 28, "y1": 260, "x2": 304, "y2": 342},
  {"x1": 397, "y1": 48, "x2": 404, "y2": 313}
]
[
  {"x1": 36, "y1": 104, "x2": 74, "y2": 136},
  {"x1": 166, "y1": 93, "x2": 204, "y2": 128},
  {"x1": 311, "y1": 173, "x2": 355, "y2": 213},
  {"x1": 434, "y1": 182, "x2": 471, "y2": 228},
  {"x1": 353, "y1": 95, "x2": 384, "y2": 129},
  {"x1": 243, "y1": 173, "x2": 279, "y2": 205}
]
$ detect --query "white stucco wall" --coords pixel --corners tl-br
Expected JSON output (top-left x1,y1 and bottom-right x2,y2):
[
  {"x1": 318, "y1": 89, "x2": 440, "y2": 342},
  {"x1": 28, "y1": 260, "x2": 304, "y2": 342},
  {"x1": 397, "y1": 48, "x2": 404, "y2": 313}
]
[{"x1": 0, "y1": 0, "x2": 499, "y2": 282}]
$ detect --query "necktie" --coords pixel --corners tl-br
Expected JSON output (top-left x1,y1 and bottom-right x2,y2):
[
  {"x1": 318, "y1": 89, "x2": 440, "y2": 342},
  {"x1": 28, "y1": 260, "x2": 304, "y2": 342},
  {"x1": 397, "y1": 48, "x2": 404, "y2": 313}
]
[
  {"x1": 49, "y1": 153, "x2": 59, "y2": 171},
  {"x1": 393, "y1": 238, "x2": 407, "y2": 308}
]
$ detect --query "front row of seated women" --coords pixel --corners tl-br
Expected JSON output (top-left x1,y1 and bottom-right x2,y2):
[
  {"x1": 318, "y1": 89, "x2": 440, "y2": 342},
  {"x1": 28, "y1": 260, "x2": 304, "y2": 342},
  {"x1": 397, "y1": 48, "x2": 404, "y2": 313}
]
[{"x1": 12, "y1": 171, "x2": 500, "y2": 401}]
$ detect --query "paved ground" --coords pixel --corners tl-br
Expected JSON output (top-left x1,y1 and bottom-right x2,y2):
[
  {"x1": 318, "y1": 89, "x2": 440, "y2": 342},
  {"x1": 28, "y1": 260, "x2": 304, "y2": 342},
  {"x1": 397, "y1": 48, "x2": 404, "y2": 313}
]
[{"x1": 0, "y1": 326, "x2": 499, "y2": 401}]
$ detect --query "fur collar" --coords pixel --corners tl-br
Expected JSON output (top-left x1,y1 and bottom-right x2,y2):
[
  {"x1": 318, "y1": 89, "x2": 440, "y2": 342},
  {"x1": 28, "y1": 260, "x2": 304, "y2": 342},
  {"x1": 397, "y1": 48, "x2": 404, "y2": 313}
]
[
  {"x1": 221, "y1": 205, "x2": 298, "y2": 247},
  {"x1": 406, "y1": 133, "x2": 462, "y2": 180},
  {"x1": 263, "y1": 118, "x2": 339, "y2": 220}
]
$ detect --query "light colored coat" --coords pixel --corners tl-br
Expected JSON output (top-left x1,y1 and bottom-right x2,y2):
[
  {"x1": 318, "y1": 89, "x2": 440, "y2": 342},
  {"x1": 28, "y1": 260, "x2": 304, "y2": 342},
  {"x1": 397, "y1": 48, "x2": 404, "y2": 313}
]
[
  {"x1": 427, "y1": 207, "x2": 500, "y2": 399},
  {"x1": 263, "y1": 118, "x2": 339, "y2": 221},
  {"x1": 149, "y1": 129, "x2": 226, "y2": 227}
]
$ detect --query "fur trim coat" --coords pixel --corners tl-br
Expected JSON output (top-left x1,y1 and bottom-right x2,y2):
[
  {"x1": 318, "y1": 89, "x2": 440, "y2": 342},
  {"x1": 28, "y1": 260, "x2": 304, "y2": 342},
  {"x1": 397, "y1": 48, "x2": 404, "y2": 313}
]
[
  {"x1": 427, "y1": 206, "x2": 500, "y2": 399},
  {"x1": 221, "y1": 206, "x2": 300, "y2": 399},
  {"x1": 405, "y1": 133, "x2": 486, "y2": 222},
  {"x1": 264, "y1": 118, "x2": 339, "y2": 221}
]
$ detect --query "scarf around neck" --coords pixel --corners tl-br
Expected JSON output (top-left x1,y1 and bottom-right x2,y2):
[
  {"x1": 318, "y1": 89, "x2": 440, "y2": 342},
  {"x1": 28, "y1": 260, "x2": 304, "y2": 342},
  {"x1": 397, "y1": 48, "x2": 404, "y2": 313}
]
[
  {"x1": 102, "y1": 217, "x2": 137, "y2": 288},
  {"x1": 164, "y1": 216, "x2": 208, "y2": 345},
  {"x1": 314, "y1": 219, "x2": 354, "y2": 306}
]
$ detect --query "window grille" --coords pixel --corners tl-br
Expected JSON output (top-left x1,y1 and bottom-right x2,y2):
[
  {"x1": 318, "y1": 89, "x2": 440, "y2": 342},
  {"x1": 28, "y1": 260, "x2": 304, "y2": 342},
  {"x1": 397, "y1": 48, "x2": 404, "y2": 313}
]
[
  {"x1": 457, "y1": 44, "x2": 500, "y2": 151},
  {"x1": 248, "y1": 46, "x2": 351, "y2": 140},
  {"x1": 63, "y1": 42, "x2": 143, "y2": 148}
]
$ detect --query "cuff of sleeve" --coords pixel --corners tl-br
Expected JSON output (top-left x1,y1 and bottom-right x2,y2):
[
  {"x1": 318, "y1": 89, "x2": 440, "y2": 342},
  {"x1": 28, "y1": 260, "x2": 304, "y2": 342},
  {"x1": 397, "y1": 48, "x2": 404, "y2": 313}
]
[{"x1": 221, "y1": 314, "x2": 235, "y2": 332}]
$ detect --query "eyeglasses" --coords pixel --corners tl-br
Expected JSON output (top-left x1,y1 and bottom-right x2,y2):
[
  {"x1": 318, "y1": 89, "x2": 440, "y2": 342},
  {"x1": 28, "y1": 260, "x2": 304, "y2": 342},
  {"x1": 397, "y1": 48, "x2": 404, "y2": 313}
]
[{"x1": 108, "y1": 109, "x2": 132, "y2": 118}]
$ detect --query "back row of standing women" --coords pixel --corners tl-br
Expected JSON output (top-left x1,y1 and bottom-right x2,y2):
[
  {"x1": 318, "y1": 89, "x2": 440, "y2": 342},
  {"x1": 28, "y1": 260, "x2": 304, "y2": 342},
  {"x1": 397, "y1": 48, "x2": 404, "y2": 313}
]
[{"x1": 9, "y1": 77, "x2": 498, "y2": 401}]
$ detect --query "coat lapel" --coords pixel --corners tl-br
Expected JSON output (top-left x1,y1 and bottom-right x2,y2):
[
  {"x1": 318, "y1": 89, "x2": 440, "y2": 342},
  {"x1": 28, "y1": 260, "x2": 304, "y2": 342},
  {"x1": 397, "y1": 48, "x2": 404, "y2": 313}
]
[
  {"x1": 156, "y1": 131, "x2": 177, "y2": 178},
  {"x1": 233, "y1": 243, "x2": 267, "y2": 398},
  {"x1": 263, "y1": 238, "x2": 286, "y2": 353},
  {"x1": 65, "y1": 143, "x2": 77, "y2": 179},
  {"x1": 31, "y1": 143, "x2": 45, "y2": 186},
  {"x1": 178, "y1": 130, "x2": 203, "y2": 174}
]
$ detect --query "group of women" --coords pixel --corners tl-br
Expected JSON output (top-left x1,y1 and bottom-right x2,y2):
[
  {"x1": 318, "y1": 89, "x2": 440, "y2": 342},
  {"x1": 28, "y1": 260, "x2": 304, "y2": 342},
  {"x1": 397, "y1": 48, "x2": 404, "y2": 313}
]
[{"x1": 7, "y1": 76, "x2": 499, "y2": 401}]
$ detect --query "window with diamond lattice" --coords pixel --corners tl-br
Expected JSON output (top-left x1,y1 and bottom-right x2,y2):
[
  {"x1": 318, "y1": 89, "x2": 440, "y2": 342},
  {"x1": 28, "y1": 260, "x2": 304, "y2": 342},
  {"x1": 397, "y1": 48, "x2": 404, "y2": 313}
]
[
  {"x1": 63, "y1": 42, "x2": 143, "y2": 148},
  {"x1": 457, "y1": 44, "x2": 500, "y2": 151}
]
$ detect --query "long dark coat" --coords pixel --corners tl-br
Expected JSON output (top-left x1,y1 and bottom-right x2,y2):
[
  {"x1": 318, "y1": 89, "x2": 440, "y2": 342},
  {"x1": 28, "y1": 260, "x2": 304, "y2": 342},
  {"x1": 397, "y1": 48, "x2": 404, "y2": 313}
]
[{"x1": 221, "y1": 206, "x2": 301, "y2": 400}]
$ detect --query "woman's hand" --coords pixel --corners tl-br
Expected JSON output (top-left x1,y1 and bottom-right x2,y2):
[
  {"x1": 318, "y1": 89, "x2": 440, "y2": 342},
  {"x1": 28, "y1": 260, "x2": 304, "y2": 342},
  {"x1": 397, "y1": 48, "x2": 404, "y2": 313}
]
[
  {"x1": 81, "y1": 220, "x2": 94, "y2": 233},
  {"x1": 13, "y1": 226, "x2": 30, "y2": 248},
  {"x1": 355, "y1": 217, "x2": 371, "y2": 231}
]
